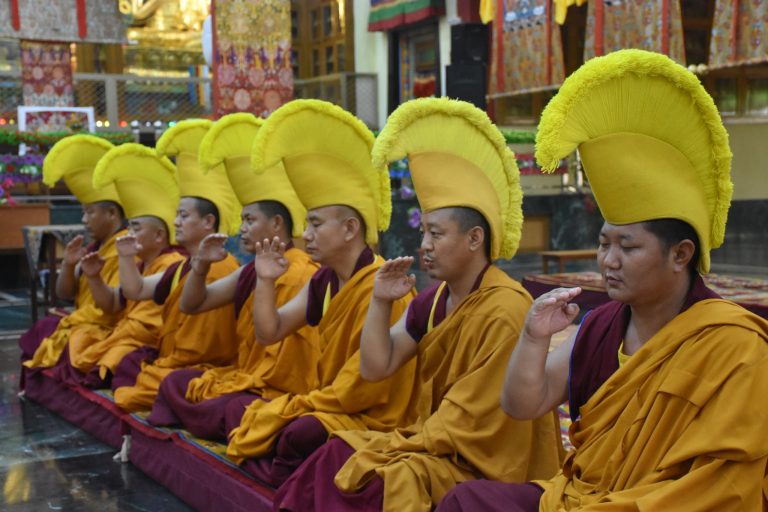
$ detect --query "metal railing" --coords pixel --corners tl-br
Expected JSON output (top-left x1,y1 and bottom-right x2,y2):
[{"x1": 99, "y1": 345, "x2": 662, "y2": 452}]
[{"x1": 0, "y1": 71, "x2": 378, "y2": 128}]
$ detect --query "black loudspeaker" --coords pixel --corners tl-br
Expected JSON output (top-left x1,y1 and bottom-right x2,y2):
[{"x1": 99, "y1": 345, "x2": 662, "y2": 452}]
[
  {"x1": 450, "y1": 23, "x2": 489, "y2": 64},
  {"x1": 446, "y1": 63, "x2": 486, "y2": 109}
]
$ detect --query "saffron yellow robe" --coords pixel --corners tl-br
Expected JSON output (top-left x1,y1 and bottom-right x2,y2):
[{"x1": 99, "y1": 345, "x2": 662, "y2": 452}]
[
  {"x1": 25, "y1": 229, "x2": 127, "y2": 369},
  {"x1": 537, "y1": 299, "x2": 768, "y2": 510},
  {"x1": 68, "y1": 250, "x2": 187, "y2": 378},
  {"x1": 114, "y1": 255, "x2": 240, "y2": 412},
  {"x1": 334, "y1": 266, "x2": 563, "y2": 511},
  {"x1": 185, "y1": 248, "x2": 320, "y2": 402},
  {"x1": 226, "y1": 257, "x2": 416, "y2": 462}
]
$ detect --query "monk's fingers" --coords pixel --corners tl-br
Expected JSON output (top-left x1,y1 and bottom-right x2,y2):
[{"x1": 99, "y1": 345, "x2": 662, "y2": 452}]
[
  {"x1": 393, "y1": 256, "x2": 414, "y2": 273},
  {"x1": 406, "y1": 274, "x2": 417, "y2": 287},
  {"x1": 564, "y1": 303, "x2": 580, "y2": 320},
  {"x1": 202, "y1": 233, "x2": 227, "y2": 247},
  {"x1": 67, "y1": 234, "x2": 84, "y2": 248},
  {"x1": 269, "y1": 236, "x2": 282, "y2": 253}
]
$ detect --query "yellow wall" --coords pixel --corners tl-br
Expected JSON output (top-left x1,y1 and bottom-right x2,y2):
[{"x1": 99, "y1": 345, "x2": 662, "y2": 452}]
[{"x1": 725, "y1": 120, "x2": 768, "y2": 200}]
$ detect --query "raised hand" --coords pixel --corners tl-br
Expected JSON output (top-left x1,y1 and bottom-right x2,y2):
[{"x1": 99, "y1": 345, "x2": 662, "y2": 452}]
[
  {"x1": 80, "y1": 252, "x2": 105, "y2": 277},
  {"x1": 253, "y1": 236, "x2": 289, "y2": 281},
  {"x1": 196, "y1": 233, "x2": 229, "y2": 264},
  {"x1": 373, "y1": 257, "x2": 416, "y2": 302},
  {"x1": 63, "y1": 235, "x2": 87, "y2": 266},
  {"x1": 523, "y1": 287, "x2": 582, "y2": 344},
  {"x1": 116, "y1": 234, "x2": 141, "y2": 258}
]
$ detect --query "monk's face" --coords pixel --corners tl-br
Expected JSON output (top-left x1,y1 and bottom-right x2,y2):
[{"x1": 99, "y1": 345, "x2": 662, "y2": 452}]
[
  {"x1": 82, "y1": 202, "x2": 119, "y2": 242},
  {"x1": 302, "y1": 206, "x2": 356, "y2": 264},
  {"x1": 239, "y1": 203, "x2": 274, "y2": 253},
  {"x1": 597, "y1": 222, "x2": 678, "y2": 306},
  {"x1": 128, "y1": 216, "x2": 167, "y2": 259},
  {"x1": 419, "y1": 209, "x2": 477, "y2": 281},
  {"x1": 174, "y1": 197, "x2": 214, "y2": 248}
]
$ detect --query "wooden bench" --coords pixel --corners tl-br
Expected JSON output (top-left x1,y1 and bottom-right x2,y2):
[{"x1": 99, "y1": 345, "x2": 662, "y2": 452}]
[{"x1": 539, "y1": 249, "x2": 598, "y2": 274}]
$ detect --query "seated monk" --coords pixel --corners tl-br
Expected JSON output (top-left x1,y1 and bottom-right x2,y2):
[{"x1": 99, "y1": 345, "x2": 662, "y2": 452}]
[
  {"x1": 21, "y1": 135, "x2": 126, "y2": 375},
  {"x1": 146, "y1": 113, "x2": 319, "y2": 440},
  {"x1": 274, "y1": 98, "x2": 563, "y2": 512},
  {"x1": 438, "y1": 50, "x2": 768, "y2": 511},
  {"x1": 224, "y1": 99, "x2": 417, "y2": 487},
  {"x1": 111, "y1": 120, "x2": 241, "y2": 412},
  {"x1": 52, "y1": 143, "x2": 186, "y2": 388}
]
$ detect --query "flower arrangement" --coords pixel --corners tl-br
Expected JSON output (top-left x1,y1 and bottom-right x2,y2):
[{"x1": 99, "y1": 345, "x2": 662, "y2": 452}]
[
  {"x1": 0, "y1": 177, "x2": 15, "y2": 206},
  {"x1": 0, "y1": 130, "x2": 134, "y2": 146}
]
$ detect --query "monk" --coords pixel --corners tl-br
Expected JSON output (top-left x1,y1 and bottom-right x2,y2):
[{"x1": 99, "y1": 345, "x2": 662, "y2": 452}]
[
  {"x1": 57, "y1": 216, "x2": 184, "y2": 388},
  {"x1": 274, "y1": 98, "x2": 562, "y2": 512},
  {"x1": 147, "y1": 201, "x2": 319, "y2": 440},
  {"x1": 111, "y1": 118, "x2": 242, "y2": 412},
  {"x1": 111, "y1": 196, "x2": 239, "y2": 412},
  {"x1": 437, "y1": 50, "x2": 768, "y2": 511},
  {"x1": 20, "y1": 136, "x2": 126, "y2": 373},
  {"x1": 51, "y1": 142, "x2": 187, "y2": 388},
  {"x1": 146, "y1": 112, "x2": 320, "y2": 441},
  {"x1": 224, "y1": 99, "x2": 416, "y2": 487}
]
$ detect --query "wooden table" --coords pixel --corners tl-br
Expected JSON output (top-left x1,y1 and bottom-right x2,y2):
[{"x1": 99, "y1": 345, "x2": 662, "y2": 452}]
[
  {"x1": 21, "y1": 224, "x2": 87, "y2": 322},
  {"x1": 539, "y1": 249, "x2": 598, "y2": 274}
]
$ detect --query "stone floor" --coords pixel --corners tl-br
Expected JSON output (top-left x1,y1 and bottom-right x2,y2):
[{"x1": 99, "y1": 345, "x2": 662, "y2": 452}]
[{"x1": 0, "y1": 332, "x2": 193, "y2": 511}]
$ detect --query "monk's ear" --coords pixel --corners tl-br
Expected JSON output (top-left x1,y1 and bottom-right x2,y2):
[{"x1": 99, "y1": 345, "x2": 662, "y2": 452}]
[
  {"x1": 342, "y1": 216, "x2": 361, "y2": 242},
  {"x1": 271, "y1": 214, "x2": 284, "y2": 234},
  {"x1": 467, "y1": 226, "x2": 485, "y2": 253},
  {"x1": 670, "y1": 239, "x2": 695, "y2": 272},
  {"x1": 202, "y1": 213, "x2": 217, "y2": 231}
]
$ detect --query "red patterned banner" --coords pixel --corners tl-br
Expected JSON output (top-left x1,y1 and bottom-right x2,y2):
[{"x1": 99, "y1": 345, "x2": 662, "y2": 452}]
[
  {"x1": 20, "y1": 40, "x2": 74, "y2": 107},
  {"x1": 709, "y1": 0, "x2": 768, "y2": 69},
  {"x1": 489, "y1": 0, "x2": 565, "y2": 98},
  {"x1": 212, "y1": 0, "x2": 293, "y2": 118},
  {"x1": 584, "y1": 0, "x2": 685, "y2": 64}
]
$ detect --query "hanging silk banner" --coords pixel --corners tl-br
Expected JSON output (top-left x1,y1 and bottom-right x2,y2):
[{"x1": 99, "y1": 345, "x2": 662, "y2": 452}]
[
  {"x1": 368, "y1": 0, "x2": 445, "y2": 32},
  {"x1": 709, "y1": 0, "x2": 768, "y2": 69},
  {"x1": 584, "y1": 0, "x2": 685, "y2": 64},
  {"x1": 20, "y1": 40, "x2": 74, "y2": 107},
  {"x1": 212, "y1": 0, "x2": 293, "y2": 117},
  {"x1": 489, "y1": 0, "x2": 565, "y2": 98}
]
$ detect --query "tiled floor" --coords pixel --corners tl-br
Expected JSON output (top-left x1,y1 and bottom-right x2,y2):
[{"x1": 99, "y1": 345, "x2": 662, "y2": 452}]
[{"x1": 0, "y1": 335, "x2": 192, "y2": 511}]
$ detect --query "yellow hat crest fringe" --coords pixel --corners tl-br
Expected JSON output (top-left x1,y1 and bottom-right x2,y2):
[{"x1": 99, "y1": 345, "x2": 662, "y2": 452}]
[
  {"x1": 42, "y1": 134, "x2": 120, "y2": 205},
  {"x1": 156, "y1": 119, "x2": 242, "y2": 236},
  {"x1": 199, "y1": 113, "x2": 307, "y2": 238},
  {"x1": 156, "y1": 119, "x2": 213, "y2": 156},
  {"x1": 535, "y1": 49, "x2": 732, "y2": 258},
  {"x1": 198, "y1": 113, "x2": 263, "y2": 173},
  {"x1": 251, "y1": 100, "x2": 390, "y2": 242},
  {"x1": 92, "y1": 143, "x2": 179, "y2": 243},
  {"x1": 373, "y1": 97, "x2": 523, "y2": 259}
]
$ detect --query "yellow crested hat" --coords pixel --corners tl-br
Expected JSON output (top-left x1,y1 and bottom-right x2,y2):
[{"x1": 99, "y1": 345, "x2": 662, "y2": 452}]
[
  {"x1": 250, "y1": 99, "x2": 388, "y2": 245},
  {"x1": 156, "y1": 119, "x2": 241, "y2": 236},
  {"x1": 199, "y1": 113, "x2": 306, "y2": 238},
  {"x1": 536, "y1": 49, "x2": 733, "y2": 273},
  {"x1": 93, "y1": 143, "x2": 180, "y2": 244},
  {"x1": 374, "y1": 97, "x2": 522, "y2": 260},
  {"x1": 43, "y1": 135, "x2": 120, "y2": 205}
]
